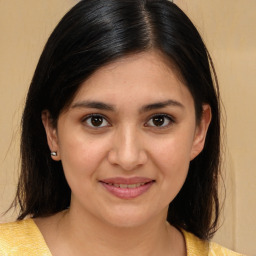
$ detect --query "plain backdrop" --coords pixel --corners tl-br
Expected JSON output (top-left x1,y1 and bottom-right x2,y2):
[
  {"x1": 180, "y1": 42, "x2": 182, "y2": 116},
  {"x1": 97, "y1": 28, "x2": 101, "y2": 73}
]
[{"x1": 0, "y1": 1, "x2": 255, "y2": 255}]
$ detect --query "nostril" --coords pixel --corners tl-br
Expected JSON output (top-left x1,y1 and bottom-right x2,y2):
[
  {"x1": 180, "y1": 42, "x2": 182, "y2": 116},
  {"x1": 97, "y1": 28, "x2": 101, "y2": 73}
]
[{"x1": 107, "y1": 147, "x2": 148, "y2": 171}]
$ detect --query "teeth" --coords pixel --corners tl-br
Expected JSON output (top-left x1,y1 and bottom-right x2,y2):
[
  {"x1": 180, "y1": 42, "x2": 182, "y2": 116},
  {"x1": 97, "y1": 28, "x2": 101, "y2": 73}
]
[
  {"x1": 108, "y1": 182, "x2": 146, "y2": 188},
  {"x1": 127, "y1": 184, "x2": 136, "y2": 188}
]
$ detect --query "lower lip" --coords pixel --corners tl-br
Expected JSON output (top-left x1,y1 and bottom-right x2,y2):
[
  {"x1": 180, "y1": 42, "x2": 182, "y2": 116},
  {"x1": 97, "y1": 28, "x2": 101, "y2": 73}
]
[{"x1": 100, "y1": 182, "x2": 154, "y2": 199}]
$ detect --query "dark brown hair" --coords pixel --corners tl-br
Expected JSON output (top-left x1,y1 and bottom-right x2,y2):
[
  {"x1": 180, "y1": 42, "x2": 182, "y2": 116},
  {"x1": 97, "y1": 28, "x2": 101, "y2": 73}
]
[{"x1": 13, "y1": 0, "x2": 220, "y2": 240}]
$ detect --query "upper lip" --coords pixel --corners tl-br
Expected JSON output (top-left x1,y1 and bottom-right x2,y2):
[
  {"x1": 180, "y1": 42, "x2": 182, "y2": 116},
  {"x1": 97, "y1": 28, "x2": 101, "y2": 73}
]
[{"x1": 100, "y1": 177, "x2": 155, "y2": 185}]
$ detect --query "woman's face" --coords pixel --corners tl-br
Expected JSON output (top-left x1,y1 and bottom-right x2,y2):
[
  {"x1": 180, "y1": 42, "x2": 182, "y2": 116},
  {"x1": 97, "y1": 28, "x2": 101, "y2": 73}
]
[{"x1": 43, "y1": 51, "x2": 211, "y2": 227}]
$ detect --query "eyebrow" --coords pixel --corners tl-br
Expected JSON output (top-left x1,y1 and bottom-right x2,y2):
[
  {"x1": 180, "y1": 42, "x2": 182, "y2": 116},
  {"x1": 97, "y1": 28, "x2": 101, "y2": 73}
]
[
  {"x1": 71, "y1": 99, "x2": 184, "y2": 112},
  {"x1": 71, "y1": 101, "x2": 115, "y2": 111},
  {"x1": 139, "y1": 100, "x2": 184, "y2": 113}
]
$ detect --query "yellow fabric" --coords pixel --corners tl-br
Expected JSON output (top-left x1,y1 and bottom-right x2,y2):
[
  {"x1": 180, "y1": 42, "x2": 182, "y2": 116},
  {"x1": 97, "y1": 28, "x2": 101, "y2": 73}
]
[
  {"x1": 0, "y1": 219, "x2": 52, "y2": 256},
  {"x1": 0, "y1": 219, "x2": 246, "y2": 255},
  {"x1": 181, "y1": 229, "x2": 246, "y2": 256}
]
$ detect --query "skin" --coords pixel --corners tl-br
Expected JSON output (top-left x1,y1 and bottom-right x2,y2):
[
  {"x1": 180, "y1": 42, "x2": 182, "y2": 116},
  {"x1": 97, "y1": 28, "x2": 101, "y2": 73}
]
[{"x1": 39, "y1": 51, "x2": 211, "y2": 256}]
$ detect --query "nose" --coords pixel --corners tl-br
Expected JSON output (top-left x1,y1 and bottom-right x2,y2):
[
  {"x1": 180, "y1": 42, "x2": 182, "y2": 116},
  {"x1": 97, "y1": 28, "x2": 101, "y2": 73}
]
[{"x1": 107, "y1": 126, "x2": 148, "y2": 171}]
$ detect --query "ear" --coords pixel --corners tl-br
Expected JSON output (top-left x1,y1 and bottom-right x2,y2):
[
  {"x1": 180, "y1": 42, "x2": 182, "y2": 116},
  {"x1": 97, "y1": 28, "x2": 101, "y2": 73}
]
[
  {"x1": 41, "y1": 110, "x2": 61, "y2": 161},
  {"x1": 190, "y1": 104, "x2": 212, "y2": 160}
]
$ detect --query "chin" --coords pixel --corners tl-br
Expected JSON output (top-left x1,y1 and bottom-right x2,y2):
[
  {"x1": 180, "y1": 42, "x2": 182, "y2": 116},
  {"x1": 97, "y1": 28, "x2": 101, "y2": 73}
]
[{"x1": 100, "y1": 206, "x2": 158, "y2": 229}]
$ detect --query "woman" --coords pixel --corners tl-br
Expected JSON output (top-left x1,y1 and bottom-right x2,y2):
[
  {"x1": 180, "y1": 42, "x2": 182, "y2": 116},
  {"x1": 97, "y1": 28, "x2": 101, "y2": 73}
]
[{"x1": 0, "y1": 0, "x2": 245, "y2": 255}]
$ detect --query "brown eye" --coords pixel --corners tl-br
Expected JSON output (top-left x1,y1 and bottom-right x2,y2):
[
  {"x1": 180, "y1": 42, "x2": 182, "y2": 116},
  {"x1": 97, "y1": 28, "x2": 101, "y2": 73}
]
[
  {"x1": 84, "y1": 115, "x2": 109, "y2": 128},
  {"x1": 91, "y1": 116, "x2": 103, "y2": 126},
  {"x1": 152, "y1": 116, "x2": 165, "y2": 126},
  {"x1": 146, "y1": 114, "x2": 173, "y2": 128}
]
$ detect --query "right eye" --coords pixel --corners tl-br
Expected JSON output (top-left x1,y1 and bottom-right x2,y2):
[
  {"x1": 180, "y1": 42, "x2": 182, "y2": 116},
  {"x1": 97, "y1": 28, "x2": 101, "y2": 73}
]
[{"x1": 83, "y1": 114, "x2": 110, "y2": 128}]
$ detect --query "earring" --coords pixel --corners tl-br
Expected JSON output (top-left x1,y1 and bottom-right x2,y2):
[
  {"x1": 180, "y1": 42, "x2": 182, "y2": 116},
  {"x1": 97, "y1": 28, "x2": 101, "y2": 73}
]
[{"x1": 51, "y1": 151, "x2": 57, "y2": 156}]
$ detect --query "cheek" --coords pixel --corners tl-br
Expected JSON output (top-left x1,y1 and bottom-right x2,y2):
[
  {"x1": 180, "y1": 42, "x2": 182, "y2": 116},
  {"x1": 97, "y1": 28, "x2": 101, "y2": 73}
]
[
  {"x1": 58, "y1": 133, "x2": 109, "y2": 179},
  {"x1": 59, "y1": 137, "x2": 110, "y2": 202},
  {"x1": 159, "y1": 143, "x2": 190, "y2": 184},
  {"x1": 149, "y1": 133, "x2": 194, "y2": 196},
  {"x1": 151, "y1": 131, "x2": 194, "y2": 170}
]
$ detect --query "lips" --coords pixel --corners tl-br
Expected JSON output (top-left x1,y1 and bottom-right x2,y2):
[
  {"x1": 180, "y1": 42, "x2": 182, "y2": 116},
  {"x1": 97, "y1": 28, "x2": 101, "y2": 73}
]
[
  {"x1": 101, "y1": 177, "x2": 153, "y2": 184},
  {"x1": 107, "y1": 182, "x2": 148, "y2": 188},
  {"x1": 99, "y1": 177, "x2": 155, "y2": 199}
]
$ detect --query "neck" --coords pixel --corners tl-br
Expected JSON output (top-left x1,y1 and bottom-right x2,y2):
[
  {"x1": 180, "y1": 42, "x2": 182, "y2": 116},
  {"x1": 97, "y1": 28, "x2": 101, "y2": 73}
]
[{"x1": 57, "y1": 206, "x2": 184, "y2": 256}]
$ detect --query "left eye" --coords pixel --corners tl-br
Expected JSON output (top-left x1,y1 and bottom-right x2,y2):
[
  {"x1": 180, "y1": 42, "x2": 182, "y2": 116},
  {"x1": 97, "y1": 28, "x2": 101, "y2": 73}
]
[
  {"x1": 83, "y1": 115, "x2": 110, "y2": 128},
  {"x1": 145, "y1": 115, "x2": 173, "y2": 128}
]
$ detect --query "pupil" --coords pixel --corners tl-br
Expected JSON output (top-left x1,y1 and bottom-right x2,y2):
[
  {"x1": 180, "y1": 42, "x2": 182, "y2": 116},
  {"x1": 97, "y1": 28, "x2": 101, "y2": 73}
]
[
  {"x1": 91, "y1": 116, "x2": 103, "y2": 126},
  {"x1": 153, "y1": 116, "x2": 164, "y2": 126}
]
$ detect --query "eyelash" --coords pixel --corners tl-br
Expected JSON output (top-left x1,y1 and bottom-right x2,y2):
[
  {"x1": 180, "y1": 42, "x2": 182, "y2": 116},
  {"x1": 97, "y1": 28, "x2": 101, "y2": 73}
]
[
  {"x1": 145, "y1": 114, "x2": 174, "y2": 129},
  {"x1": 82, "y1": 114, "x2": 110, "y2": 128},
  {"x1": 82, "y1": 113, "x2": 175, "y2": 129}
]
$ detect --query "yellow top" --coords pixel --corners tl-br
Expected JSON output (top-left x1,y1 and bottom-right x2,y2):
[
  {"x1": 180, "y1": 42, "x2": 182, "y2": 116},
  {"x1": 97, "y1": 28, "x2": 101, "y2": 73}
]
[{"x1": 0, "y1": 219, "x2": 246, "y2": 256}]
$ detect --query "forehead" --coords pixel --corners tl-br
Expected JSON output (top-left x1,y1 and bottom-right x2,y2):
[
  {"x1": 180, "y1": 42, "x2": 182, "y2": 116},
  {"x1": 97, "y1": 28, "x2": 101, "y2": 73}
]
[{"x1": 71, "y1": 51, "x2": 194, "y2": 109}]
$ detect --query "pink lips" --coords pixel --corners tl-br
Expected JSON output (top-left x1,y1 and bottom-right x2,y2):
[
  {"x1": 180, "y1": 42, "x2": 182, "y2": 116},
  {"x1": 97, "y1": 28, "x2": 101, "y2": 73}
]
[{"x1": 100, "y1": 177, "x2": 155, "y2": 199}]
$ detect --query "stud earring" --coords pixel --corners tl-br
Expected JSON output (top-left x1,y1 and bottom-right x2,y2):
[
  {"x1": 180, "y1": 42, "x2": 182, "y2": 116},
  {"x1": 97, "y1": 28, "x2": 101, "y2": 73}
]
[{"x1": 51, "y1": 151, "x2": 57, "y2": 156}]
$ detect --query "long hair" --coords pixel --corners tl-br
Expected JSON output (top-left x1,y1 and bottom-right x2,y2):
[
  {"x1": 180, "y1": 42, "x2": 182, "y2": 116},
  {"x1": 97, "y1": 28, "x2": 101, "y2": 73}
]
[{"x1": 14, "y1": 0, "x2": 220, "y2": 240}]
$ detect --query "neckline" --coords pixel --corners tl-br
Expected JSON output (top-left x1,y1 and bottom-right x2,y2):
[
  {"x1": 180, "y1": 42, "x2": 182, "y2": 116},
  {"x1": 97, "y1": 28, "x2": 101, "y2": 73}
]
[
  {"x1": 28, "y1": 218, "x2": 53, "y2": 255},
  {"x1": 180, "y1": 229, "x2": 209, "y2": 256}
]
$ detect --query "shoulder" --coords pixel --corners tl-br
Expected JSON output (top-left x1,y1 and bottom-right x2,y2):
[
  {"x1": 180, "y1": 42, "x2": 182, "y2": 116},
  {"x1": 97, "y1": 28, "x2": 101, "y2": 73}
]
[
  {"x1": 209, "y1": 241, "x2": 246, "y2": 256},
  {"x1": 181, "y1": 229, "x2": 246, "y2": 256},
  {"x1": 0, "y1": 219, "x2": 51, "y2": 255}
]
